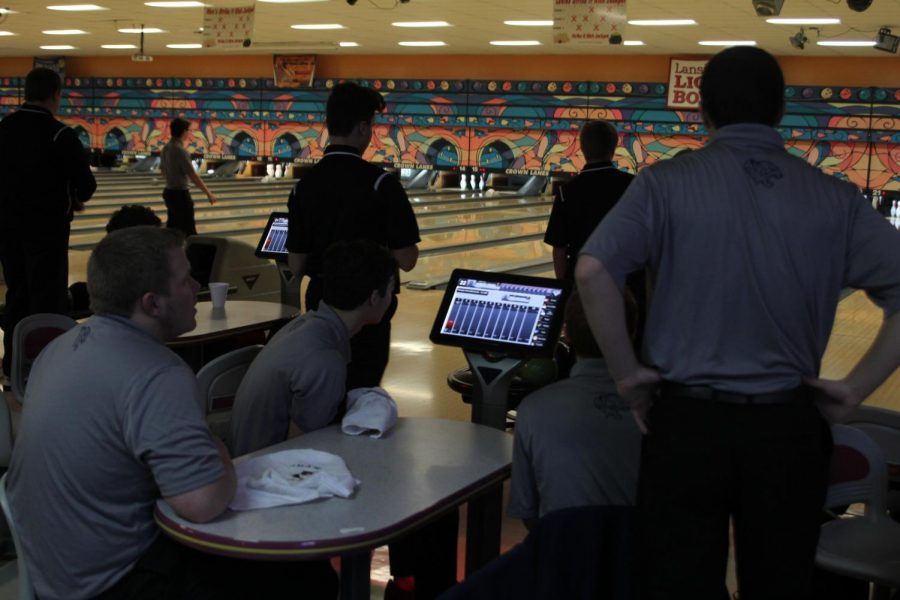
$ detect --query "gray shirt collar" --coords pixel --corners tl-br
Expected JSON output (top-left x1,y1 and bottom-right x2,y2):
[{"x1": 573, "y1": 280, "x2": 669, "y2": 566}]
[{"x1": 312, "y1": 302, "x2": 352, "y2": 362}]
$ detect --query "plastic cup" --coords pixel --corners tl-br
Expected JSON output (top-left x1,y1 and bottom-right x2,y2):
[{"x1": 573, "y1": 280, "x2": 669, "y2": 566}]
[{"x1": 208, "y1": 282, "x2": 228, "y2": 309}]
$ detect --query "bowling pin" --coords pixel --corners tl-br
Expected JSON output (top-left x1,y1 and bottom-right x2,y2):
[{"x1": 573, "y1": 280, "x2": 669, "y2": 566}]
[
  {"x1": 469, "y1": 173, "x2": 477, "y2": 190},
  {"x1": 460, "y1": 172, "x2": 468, "y2": 190},
  {"x1": 266, "y1": 163, "x2": 275, "y2": 178},
  {"x1": 479, "y1": 173, "x2": 486, "y2": 191},
  {"x1": 275, "y1": 164, "x2": 284, "y2": 178}
]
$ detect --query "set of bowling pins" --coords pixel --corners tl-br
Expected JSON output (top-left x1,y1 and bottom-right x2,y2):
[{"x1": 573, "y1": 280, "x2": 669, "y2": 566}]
[
  {"x1": 460, "y1": 172, "x2": 486, "y2": 191},
  {"x1": 889, "y1": 200, "x2": 900, "y2": 229},
  {"x1": 264, "y1": 163, "x2": 285, "y2": 181}
]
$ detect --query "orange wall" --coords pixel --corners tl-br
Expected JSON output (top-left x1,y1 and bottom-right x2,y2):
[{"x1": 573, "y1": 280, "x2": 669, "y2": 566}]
[{"x1": 0, "y1": 53, "x2": 895, "y2": 87}]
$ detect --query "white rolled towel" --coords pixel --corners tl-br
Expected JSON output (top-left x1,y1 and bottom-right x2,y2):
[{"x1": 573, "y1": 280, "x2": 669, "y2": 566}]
[{"x1": 341, "y1": 386, "x2": 398, "y2": 439}]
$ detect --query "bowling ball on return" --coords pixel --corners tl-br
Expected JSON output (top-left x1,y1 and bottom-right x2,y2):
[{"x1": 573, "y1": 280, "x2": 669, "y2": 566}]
[{"x1": 516, "y1": 358, "x2": 557, "y2": 388}]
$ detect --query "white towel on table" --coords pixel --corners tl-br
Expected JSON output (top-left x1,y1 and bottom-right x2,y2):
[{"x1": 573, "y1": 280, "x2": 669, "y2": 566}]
[
  {"x1": 341, "y1": 386, "x2": 398, "y2": 439},
  {"x1": 230, "y1": 449, "x2": 358, "y2": 511}
]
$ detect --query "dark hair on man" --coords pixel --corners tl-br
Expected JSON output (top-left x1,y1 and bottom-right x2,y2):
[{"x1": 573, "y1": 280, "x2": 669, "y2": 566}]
[
  {"x1": 24, "y1": 68, "x2": 62, "y2": 103},
  {"x1": 565, "y1": 289, "x2": 638, "y2": 358},
  {"x1": 579, "y1": 120, "x2": 619, "y2": 162},
  {"x1": 325, "y1": 82, "x2": 386, "y2": 137},
  {"x1": 170, "y1": 117, "x2": 191, "y2": 139},
  {"x1": 106, "y1": 205, "x2": 162, "y2": 233},
  {"x1": 322, "y1": 240, "x2": 396, "y2": 310},
  {"x1": 88, "y1": 227, "x2": 184, "y2": 317},
  {"x1": 700, "y1": 46, "x2": 785, "y2": 129}
]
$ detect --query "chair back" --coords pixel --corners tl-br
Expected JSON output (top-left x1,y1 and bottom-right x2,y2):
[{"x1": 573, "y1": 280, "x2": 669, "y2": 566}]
[
  {"x1": 845, "y1": 406, "x2": 900, "y2": 511},
  {"x1": 10, "y1": 314, "x2": 76, "y2": 402},
  {"x1": 196, "y1": 345, "x2": 263, "y2": 442},
  {"x1": 0, "y1": 473, "x2": 36, "y2": 600},
  {"x1": 825, "y1": 424, "x2": 889, "y2": 518}
]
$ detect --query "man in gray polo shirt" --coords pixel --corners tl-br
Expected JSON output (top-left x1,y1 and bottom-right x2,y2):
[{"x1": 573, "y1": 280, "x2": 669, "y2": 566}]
[
  {"x1": 230, "y1": 239, "x2": 396, "y2": 456},
  {"x1": 577, "y1": 47, "x2": 900, "y2": 598},
  {"x1": 7, "y1": 227, "x2": 236, "y2": 599}
]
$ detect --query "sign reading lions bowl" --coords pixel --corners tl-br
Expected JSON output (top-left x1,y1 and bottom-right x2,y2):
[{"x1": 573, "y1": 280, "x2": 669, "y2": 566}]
[
  {"x1": 667, "y1": 59, "x2": 707, "y2": 110},
  {"x1": 203, "y1": 5, "x2": 256, "y2": 49},
  {"x1": 553, "y1": 0, "x2": 626, "y2": 44}
]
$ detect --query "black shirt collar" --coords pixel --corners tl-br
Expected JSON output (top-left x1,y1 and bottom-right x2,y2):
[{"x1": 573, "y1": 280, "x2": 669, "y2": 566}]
[
  {"x1": 581, "y1": 160, "x2": 614, "y2": 172},
  {"x1": 19, "y1": 103, "x2": 53, "y2": 116},
  {"x1": 324, "y1": 144, "x2": 362, "y2": 156}
]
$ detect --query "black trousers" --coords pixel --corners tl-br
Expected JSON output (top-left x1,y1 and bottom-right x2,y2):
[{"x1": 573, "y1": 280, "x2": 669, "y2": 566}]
[
  {"x1": 93, "y1": 533, "x2": 338, "y2": 600},
  {"x1": 163, "y1": 188, "x2": 197, "y2": 237},
  {"x1": 638, "y1": 391, "x2": 832, "y2": 600},
  {"x1": 0, "y1": 230, "x2": 70, "y2": 375},
  {"x1": 306, "y1": 277, "x2": 395, "y2": 389}
]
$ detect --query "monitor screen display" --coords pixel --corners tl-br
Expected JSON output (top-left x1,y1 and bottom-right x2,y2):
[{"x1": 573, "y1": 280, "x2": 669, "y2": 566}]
[
  {"x1": 430, "y1": 269, "x2": 571, "y2": 357},
  {"x1": 255, "y1": 212, "x2": 290, "y2": 259}
]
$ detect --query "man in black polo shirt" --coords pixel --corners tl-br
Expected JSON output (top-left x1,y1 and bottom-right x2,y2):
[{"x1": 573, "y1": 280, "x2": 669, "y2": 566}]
[
  {"x1": 286, "y1": 81, "x2": 420, "y2": 390},
  {"x1": 0, "y1": 68, "x2": 96, "y2": 375},
  {"x1": 544, "y1": 120, "x2": 633, "y2": 280}
]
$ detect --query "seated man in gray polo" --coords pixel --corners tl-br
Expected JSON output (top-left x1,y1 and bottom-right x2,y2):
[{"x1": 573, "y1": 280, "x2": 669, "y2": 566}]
[
  {"x1": 508, "y1": 291, "x2": 641, "y2": 528},
  {"x1": 230, "y1": 239, "x2": 396, "y2": 456},
  {"x1": 7, "y1": 227, "x2": 236, "y2": 599}
]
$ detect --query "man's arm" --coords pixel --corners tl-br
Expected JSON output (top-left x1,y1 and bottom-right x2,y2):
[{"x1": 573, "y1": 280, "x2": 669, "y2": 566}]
[
  {"x1": 165, "y1": 437, "x2": 236, "y2": 523},
  {"x1": 288, "y1": 252, "x2": 308, "y2": 279},
  {"x1": 166, "y1": 438, "x2": 237, "y2": 523},
  {"x1": 60, "y1": 128, "x2": 97, "y2": 209},
  {"x1": 575, "y1": 254, "x2": 660, "y2": 432},
  {"x1": 552, "y1": 247, "x2": 568, "y2": 280},
  {"x1": 392, "y1": 244, "x2": 418, "y2": 272},
  {"x1": 188, "y1": 170, "x2": 218, "y2": 205},
  {"x1": 807, "y1": 310, "x2": 900, "y2": 423}
]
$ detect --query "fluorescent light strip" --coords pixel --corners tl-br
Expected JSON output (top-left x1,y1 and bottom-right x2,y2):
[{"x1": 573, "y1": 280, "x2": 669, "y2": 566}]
[
  {"x1": 766, "y1": 17, "x2": 840, "y2": 25},
  {"x1": 698, "y1": 40, "x2": 757, "y2": 46},
  {"x1": 504, "y1": 20, "x2": 552, "y2": 26},
  {"x1": 392, "y1": 21, "x2": 450, "y2": 28},
  {"x1": 258, "y1": 0, "x2": 328, "y2": 3},
  {"x1": 0, "y1": 31, "x2": 15, "y2": 36},
  {"x1": 290, "y1": 23, "x2": 344, "y2": 30},
  {"x1": 47, "y1": 4, "x2": 107, "y2": 10},
  {"x1": 43, "y1": 29, "x2": 88, "y2": 35},
  {"x1": 817, "y1": 40, "x2": 876, "y2": 46},
  {"x1": 623, "y1": 40, "x2": 645, "y2": 46},
  {"x1": 101, "y1": 44, "x2": 137, "y2": 49},
  {"x1": 40, "y1": 45, "x2": 75, "y2": 49},
  {"x1": 145, "y1": 1, "x2": 206, "y2": 7},
  {"x1": 0, "y1": 9, "x2": 17, "y2": 14},
  {"x1": 490, "y1": 40, "x2": 541, "y2": 46},
  {"x1": 167, "y1": 43, "x2": 202, "y2": 48},
  {"x1": 628, "y1": 19, "x2": 696, "y2": 26},
  {"x1": 118, "y1": 27, "x2": 164, "y2": 33},
  {"x1": 398, "y1": 41, "x2": 446, "y2": 47},
  {"x1": 339, "y1": 41, "x2": 359, "y2": 47}
]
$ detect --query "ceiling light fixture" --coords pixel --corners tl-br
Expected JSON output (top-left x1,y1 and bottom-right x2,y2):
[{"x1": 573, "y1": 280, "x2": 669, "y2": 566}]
[
  {"x1": 40, "y1": 45, "x2": 75, "y2": 49},
  {"x1": 628, "y1": 19, "x2": 696, "y2": 26},
  {"x1": 398, "y1": 41, "x2": 446, "y2": 47},
  {"x1": 145, "y1": 1, "x2": 206, "y2": 7},
  {"x1": 766, "y1": 17, "x2": 840, "y2": 25},
  {"x1": 290, "y1": 23, "x2": 344, "y2": 30},
  {"x1": 101, "y1": 43, "x2": 136, "y2": 48},
  {"x1": 489, "y1": 40, "x2": 541, "y2": 46},
  {"x1": 258, "y1": 0, "x2": 328, "y2": 3},
  {"x1": 504, "y1": 20, "x2": 553, "y2": 26},
  {"x1": 339, "y1": 41, "x2": 359, "y2": 47},
  {"x1": 118, "y1": 27, "x2": 164, "y2": 33},
  {"x1": 166, "y1": 43, "x2": 202, "y2": 48},
  {"x1": 392, "y1": 21, "x2": 449, "y2": 28},
  {"x1": 47, "y1": 4, "x2": 107, "y2": 10},
  {"x1": 623, "y1": 40, "x2": 645, "y2": 46},
  {"x1": 817, "y1": 39, "x2": 876, "y2": 46},
  {"x1": 43, "y1": 29, "x2": 88, "y2": 34},
  {"x1": 698, "y1": 40, "x2": 757, "y2": 46}
]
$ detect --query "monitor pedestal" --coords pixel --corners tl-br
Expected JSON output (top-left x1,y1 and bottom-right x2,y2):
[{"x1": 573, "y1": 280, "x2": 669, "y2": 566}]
[
  {"x1": 277, "y1": 264, "x2": 301, "y2": 308},
  {"x1": 464, "y1": 351, "x2": 523, "y2": 431}
]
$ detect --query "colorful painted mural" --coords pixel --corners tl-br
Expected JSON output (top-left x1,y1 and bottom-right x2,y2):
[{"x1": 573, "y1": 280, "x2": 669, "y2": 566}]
[{"x1": 0, "y1": 74, "x2": 895, "y2": 191}]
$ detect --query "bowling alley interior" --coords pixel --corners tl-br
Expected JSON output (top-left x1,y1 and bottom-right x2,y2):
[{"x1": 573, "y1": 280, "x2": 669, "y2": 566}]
[{"x1": 0, "y1": 0, "x2": 898, "y2": 598}]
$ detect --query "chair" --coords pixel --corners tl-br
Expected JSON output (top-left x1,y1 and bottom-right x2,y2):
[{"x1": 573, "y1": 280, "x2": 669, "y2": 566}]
[
  {"x1": 10, "y1": 314, "x2": 76, "y2": 403},
  {"x1": 196, "y1": 345, "x2": 262, "y2": 446},
  {"x1": 815, "y1": 424, "x2": 900, "y2": 597},
  {"x1": 846, "y1": 405, "x2": 900, "y2": 512},
  {"x1": 0, "y1": 473, "x2": 36, "y2": 600}
]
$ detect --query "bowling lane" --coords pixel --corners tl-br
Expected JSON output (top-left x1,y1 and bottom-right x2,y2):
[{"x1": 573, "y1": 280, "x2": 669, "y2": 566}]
[{"x1": 404, "y1": 239, "x2": 553, "y2": 288}]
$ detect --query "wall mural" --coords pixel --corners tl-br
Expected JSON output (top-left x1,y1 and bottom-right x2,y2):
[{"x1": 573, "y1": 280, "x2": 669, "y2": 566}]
[{"x1": 0, "y1": 74, "x2": 895, "y2": 191}]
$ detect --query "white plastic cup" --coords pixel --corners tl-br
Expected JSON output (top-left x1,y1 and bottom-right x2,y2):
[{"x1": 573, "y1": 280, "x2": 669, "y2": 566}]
[{"x1": 208, "y1": 282, "x2": 229, "y2": 309}]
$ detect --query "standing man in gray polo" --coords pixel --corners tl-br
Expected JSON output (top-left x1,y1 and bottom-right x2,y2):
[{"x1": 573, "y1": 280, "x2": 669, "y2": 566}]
[{"x1": 577, "y1": 46, "x2": 900, "y2": 598}]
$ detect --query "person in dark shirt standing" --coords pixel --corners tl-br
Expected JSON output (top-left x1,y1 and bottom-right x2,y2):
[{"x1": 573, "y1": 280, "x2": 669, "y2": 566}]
[
  {"x1": 0, "y1": 68, "x2": 96, "y2": 376},
  {"x1": 286, "y1": 82, "x2": 420, "y2": 390},
  {"x1": 160, "y1": 117, "x2": 218, "y2": 236},
  {"x1": 544, "y1": 120, "x2": 633, "y2": 280}
]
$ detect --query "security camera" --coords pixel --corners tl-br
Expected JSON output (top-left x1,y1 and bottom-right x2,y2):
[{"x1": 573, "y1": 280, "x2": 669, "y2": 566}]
[
  {"x1": 751, "y1": 0, "x2": 784, "y2": 17},
  {"x1": 346, "y1": 0, "x2": 357, "y2": 5},
  {"x1": 789, "y1": 29, "x2": 807, "y2": 50},
  {"x1": 847, "y1": 0, "x2": 872, "y2": 11},
  {"x1": 609, "y1": 33, "x2": 623, "y2": 44}
]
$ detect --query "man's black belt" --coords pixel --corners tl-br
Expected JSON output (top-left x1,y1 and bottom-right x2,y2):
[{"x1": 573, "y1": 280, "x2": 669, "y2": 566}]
[{"x1": 661, "y1": 382, "x2": 810, "y2": 405}]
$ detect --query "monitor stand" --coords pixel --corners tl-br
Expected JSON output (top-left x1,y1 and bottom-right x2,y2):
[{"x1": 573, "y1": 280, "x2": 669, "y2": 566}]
[
  {"x1": 464, "y1": 350, "x2": 524, "y2": 431},
  {"x1": 277, "y1": 264, "x2": 301, "y2": 308}
]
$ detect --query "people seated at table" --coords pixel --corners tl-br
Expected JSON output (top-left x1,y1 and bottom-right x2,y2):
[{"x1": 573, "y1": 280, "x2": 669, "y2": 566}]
[
  {"x1": 7, "y1": 226, "x2": 237, "y2": 599},
  {"x1": 230, "y1": 239, "x2": 397, "y2": 456},
  {"x1": 507, "y1": 290, "x2": 641, "y2": 529}
]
